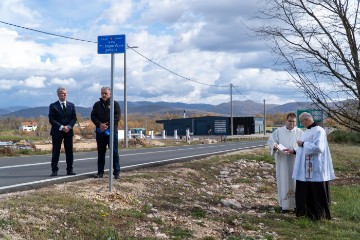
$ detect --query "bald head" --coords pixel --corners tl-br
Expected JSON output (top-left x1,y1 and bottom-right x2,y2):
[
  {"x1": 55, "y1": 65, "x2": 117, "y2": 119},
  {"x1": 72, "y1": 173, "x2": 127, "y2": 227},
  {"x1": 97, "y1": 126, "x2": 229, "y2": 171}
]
[{"x1": 299, "y1": 112, "x2": 314, "y2": 127}]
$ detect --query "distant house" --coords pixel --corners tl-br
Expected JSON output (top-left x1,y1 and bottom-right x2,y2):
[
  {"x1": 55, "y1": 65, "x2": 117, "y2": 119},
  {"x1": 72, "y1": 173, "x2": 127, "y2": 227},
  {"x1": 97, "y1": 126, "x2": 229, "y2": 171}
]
[{"x1": 20, "y1": 121, "x2": 38, "y2": 132}]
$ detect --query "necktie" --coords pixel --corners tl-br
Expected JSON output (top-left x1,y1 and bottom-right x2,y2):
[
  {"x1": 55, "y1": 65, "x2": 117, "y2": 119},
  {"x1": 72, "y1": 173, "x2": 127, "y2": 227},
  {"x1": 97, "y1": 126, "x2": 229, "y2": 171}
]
[{"x1": 62, "y1": 103, "x2": 67, "y2": 113}]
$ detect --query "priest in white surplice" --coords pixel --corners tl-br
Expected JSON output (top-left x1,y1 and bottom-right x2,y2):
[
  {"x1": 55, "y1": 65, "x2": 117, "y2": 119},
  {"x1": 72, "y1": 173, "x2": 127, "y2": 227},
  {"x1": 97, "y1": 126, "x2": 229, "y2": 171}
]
[{"x1": 267, "y1": 113, "x2": 303, "y2": 212}]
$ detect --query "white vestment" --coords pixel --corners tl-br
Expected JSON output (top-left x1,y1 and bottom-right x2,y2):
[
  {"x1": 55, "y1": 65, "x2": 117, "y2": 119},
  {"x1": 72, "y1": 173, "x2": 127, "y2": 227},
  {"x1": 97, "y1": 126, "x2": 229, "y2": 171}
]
[
  {"x1": 267, "y1": 126, "x2": 303, "y2": 210},
  {"x1": 292, "y1": 126, "x2": 335, "y2": 182}
]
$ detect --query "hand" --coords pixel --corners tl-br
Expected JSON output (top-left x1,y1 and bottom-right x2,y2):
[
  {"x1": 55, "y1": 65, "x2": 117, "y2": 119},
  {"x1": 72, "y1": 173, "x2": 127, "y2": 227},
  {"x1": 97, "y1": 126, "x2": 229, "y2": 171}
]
[
  {"x1": 297, "y1": 140, "x2": 304, "y2": 147},
  {"x1": 283, "y1": 148, "x2": 294, "y2": 154},
  {"x1": 63, "y1": 126, "x2": 70, "y2": 133},
  {"x1": 100, "y1": 123, "x2": 108, "y2": 132}
]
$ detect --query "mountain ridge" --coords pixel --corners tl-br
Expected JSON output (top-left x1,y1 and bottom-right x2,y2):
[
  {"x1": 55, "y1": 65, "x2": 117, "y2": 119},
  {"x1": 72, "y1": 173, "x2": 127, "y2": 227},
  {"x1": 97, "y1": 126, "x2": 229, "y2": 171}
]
[{"x1": 0, "y1": 100, "x2": 314, "y2": 118}]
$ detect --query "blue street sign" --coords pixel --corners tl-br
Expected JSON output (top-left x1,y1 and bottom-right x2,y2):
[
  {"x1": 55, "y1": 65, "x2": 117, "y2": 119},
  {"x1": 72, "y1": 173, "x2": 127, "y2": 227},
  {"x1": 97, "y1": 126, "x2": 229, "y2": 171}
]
[{"x1": 98, "y1": 35, "x2": 126, "y2": 54}]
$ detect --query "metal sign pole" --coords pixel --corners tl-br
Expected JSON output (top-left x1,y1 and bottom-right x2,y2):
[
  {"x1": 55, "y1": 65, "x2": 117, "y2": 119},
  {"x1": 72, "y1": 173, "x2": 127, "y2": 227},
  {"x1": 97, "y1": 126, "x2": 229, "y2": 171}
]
[
  {"x1": 124, "y1": 50, "x2": 128, "y2": 148},
  {"x1": 109, "y1": 53, "x2": 115, "y2": 192},
  {"x1": 97, "y1": 34, "x2": 126, "y2": 192}
]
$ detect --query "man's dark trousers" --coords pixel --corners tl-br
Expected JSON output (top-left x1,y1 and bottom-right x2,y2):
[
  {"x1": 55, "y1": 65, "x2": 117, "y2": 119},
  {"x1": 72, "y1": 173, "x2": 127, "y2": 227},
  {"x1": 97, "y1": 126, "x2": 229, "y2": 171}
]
[
  {"x1": 51, "y1": 132, "x2": 74, "y2": 173},
  {"x1": 96, "y1": 130, "x2": 120, "y2": 176}
]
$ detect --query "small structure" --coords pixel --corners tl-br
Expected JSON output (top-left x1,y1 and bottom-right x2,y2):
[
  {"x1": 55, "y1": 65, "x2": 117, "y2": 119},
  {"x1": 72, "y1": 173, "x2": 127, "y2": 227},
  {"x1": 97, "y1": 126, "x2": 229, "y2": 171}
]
[
  {"x1": 0, "y1": 141, "x2": 14, "y2": 148},
  {"x1": 129, "y1": 128, "x2": 146, "y2": 136},
  {"x1": 20, "y1": 121, "x2": 38, "y2": 132},
  {"x1": 156, "y1": 116, "x2": 263, "y2": 136}
]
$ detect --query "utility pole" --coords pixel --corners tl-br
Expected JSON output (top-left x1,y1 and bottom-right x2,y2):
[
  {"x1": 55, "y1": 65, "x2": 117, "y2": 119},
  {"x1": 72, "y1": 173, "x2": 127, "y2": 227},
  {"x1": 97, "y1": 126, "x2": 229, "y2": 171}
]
[
  {"x1": 263, "y1": 99, "x2": 266, "y2": 135},
  {"x1": 230, "y1": 84, "x2": 233, "y2": 136},
  {"x1": 123, "y1": 45, "x2": 138, "y2": 148}
]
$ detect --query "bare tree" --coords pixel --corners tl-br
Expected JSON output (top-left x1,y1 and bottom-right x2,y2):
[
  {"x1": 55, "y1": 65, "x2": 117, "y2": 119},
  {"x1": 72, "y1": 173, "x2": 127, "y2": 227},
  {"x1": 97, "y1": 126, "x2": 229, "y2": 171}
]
[
  {"x1": 0, "y1": 117, "x2": 23, "y2": 131},
  {"x1": 257, "y1": 0, "x2": 360, "y2": 132}
]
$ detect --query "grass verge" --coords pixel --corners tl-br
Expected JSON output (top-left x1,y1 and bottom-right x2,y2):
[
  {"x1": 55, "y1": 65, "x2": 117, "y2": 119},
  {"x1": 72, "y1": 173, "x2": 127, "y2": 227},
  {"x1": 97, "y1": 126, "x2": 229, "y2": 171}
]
[{"x1": 0, "y1": 144, "x2": 359, "y2": 239}]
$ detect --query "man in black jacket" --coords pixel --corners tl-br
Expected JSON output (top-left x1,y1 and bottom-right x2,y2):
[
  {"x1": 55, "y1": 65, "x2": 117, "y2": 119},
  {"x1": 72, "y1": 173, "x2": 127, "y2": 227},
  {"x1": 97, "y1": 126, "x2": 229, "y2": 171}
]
[
  {"x1": 91, "y1": 87, "x2": 121, "y2": 179},
  {"x1": 48, "y1": 87, "x2": 77, "y2": 176}
]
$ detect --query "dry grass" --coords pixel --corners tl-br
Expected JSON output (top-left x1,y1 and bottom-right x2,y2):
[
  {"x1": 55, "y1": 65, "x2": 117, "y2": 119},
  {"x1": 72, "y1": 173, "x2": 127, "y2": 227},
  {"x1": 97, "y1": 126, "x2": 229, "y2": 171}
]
[{"x1": 0, "y1": 144, "x2": 359, "y2": 239}]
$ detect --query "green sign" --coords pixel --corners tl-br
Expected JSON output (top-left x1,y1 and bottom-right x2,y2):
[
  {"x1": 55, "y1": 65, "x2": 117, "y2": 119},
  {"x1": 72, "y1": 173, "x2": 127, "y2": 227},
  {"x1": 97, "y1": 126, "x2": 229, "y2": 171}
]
[{"x1": 296, "y1": 109, "x2": 324, "y2": 128}]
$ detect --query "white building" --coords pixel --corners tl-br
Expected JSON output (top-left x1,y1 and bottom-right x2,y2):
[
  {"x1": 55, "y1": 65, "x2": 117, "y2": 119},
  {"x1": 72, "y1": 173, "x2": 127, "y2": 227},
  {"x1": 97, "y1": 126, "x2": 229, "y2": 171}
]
[{"x1": 20, "y1": 121, "x2": 38, "y2": 132}]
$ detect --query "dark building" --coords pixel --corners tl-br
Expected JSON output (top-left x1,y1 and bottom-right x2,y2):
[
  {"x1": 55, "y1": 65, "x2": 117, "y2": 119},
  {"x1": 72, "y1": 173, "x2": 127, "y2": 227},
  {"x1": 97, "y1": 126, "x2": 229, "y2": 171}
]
[{"x1": 156, "y1": 116, "x2": 263, "y2": 136}]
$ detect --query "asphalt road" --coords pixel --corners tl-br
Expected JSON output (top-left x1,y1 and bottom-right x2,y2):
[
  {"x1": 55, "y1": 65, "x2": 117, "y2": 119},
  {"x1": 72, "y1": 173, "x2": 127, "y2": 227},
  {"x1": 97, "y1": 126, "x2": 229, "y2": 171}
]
[{"x1": 0, "y1": 140, "x2": 266, "y2": 193}]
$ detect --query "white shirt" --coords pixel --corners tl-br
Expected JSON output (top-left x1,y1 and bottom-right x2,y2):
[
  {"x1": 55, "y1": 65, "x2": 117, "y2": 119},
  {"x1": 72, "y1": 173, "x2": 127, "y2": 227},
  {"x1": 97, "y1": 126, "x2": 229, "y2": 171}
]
[
  {"x1": 59, "y1": 100, "x2": 67, "y2": 109},
  {"x1": 58, "y1": 100, "x2": 67, "y2": 131}
]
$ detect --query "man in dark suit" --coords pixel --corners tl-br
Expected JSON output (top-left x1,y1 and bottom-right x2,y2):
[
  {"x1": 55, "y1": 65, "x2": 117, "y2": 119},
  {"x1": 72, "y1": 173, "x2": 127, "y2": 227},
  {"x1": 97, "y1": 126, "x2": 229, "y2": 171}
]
[{"x1": 48, "y1": 87, "x2": 77, "y2": 176}]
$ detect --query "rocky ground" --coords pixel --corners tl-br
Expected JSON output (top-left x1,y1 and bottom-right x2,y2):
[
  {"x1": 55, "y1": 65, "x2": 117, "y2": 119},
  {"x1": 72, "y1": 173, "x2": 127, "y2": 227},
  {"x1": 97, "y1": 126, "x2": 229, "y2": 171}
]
[
  {"x1": 34, "y1": 137, "x2": 169, "y2": 151},
  {"x1": 33, "y1": 137, "x2": 223, "y2": 152},
  {"x1": 1, "y1": 148, "x2": 282, "y2": 239}
]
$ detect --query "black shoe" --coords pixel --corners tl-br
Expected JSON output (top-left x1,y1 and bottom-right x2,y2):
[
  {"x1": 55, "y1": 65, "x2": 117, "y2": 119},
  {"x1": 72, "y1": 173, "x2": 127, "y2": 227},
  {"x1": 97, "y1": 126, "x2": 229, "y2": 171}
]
[
  {"x1": 281, "y1": 210, "x2": 290, "y2": 214},
  {"x1": 50, "y1": 171, "x2": 57, "y2": 177},
  {"x1": 67, "y1": 171, "x2": 76, "y2": 175},
  {"x1": 95, "y1": 174, "x2": 103, "y2": 178},
  {"x1": 114, "y1": 175, "x2": 119, "y2": 179}
]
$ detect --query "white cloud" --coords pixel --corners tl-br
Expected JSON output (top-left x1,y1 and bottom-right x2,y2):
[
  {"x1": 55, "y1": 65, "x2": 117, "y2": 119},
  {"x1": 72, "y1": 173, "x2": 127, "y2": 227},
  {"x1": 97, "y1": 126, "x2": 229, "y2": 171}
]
[
  {"x1": 10, "y1": 1, "x2": 41, "y2": 21},
  {"x1": 0, "y1": 0, "x2": 41, "y2": 22},
  {"x1": 0, "y1": 75, "x2": 46, "y2": 90},
  {"x1": 23, "y1": 76, "x2": 46, "y2": 88},
  {"x1": 88, "y1": 82, "x2": 103, "y2": 92},
  {"x1": 138, "y1": 0, "x2": 189, "y2": 24},
  {"x1": 0, "y1": 0, "x2": 306, "y2": 108},
  {"x1": 0, "y1": 79, "x2": 18, "y2": 90},
  {"x1": 48, "y1": 77, "x2": 76, "y2": 86},
  {"x1": 0, "y1": 27, "x2": 47, "y2": 68},
  {"x1": 100, "y1": 0, "x2": 133, "y2": 24}
]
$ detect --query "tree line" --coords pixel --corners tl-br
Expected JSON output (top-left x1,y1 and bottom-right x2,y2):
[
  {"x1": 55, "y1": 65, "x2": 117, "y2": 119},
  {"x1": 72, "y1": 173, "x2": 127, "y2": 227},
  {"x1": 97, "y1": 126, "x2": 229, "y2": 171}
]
[{"x1": 0, "y1": 112, "x2": 340, "y2": 139}]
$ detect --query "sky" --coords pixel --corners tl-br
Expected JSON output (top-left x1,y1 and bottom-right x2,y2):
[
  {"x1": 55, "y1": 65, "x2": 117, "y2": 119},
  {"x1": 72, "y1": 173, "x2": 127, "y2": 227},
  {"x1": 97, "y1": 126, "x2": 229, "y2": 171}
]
[{"x1": 0, "y1": 0, "x2": 305, "y2": 108}]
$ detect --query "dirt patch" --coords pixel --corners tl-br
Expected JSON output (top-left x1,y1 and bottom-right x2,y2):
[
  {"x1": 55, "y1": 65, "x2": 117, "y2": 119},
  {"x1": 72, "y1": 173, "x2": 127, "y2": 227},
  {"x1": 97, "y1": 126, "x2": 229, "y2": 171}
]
[
  {"x1": 333, "y1": 175, "x2": 360, "y2": 186},
  {"x1": 34, "y1": 138, "x2": 169, "y2": 151},
  {"x1": 1, "y1": 140, "x2": 359, "y2": 240},
  {"x1": 0, "y1": 149, "x2": 280, "y2": 239},
  {"x1": 34, "y1": 139, "x2": 97, "y2": 151},
  {"x1": 128, "y1": 138, "x2": 165, "y2": 147}
]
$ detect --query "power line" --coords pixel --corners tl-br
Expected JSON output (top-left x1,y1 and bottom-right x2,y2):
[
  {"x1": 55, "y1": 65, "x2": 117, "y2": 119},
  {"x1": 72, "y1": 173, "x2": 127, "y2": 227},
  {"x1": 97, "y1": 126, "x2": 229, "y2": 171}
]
[
  {"x1": 232, "y1": 85, "x2": 268, "y2": 104},
  {"x1": 232, "y1": 85, "x2": 252, "y2": 101},
  {"x1": 127, "y1": 47, "x2": 228, "y2": 87},
  {"x1": 0, "y1": 20, "x2": 228, "y2": 87},
  {"x1": 0, "y1": 20, "x2": 96, "y2": 43}
]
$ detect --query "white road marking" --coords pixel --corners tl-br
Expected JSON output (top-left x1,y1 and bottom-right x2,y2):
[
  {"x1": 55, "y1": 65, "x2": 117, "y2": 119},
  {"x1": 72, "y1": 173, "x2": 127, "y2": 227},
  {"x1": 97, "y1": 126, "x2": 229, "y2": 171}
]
[
  {"x1": 0, "y1": 143, "x2": 243, "y2": 169},
  {"x1": 0, "y1": 144, "x2": 265, "y2": 191}
]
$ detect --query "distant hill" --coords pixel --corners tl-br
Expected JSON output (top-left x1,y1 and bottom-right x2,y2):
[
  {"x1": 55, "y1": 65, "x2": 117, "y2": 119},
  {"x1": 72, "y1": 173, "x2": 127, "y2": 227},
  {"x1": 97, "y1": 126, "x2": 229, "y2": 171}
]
[
  {"x1": 207, "y1": 100, "x2": 278, "y2": 116},
  {"x1": 0, "y1": 100, "x2": 313, "y2": 118},
  {"x1": 0, "y1": 108, "x2": 10, "y2": 115},
  {"x1": 0, "y1": 106, "x2": 92, "y2": 119},
  {"x1": 0, "y1": 106, "x2": 29, "y2": 115},
  {"x1": 127, "y1": 101, "x2": 213, "y2": 111},
  {"x1": 266, "y1": 102, "x2": 314, "y2": 114}
]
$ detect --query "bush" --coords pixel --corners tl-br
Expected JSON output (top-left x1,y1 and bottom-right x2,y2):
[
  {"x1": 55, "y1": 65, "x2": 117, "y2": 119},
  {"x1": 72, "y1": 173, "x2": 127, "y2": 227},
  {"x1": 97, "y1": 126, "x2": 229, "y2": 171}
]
[
  {"x1": 328, "y1": 130, "x2": 360, "y2": 144},
  {"x1": 0, "y1": 147, "x2": 14, "y2": 156}
]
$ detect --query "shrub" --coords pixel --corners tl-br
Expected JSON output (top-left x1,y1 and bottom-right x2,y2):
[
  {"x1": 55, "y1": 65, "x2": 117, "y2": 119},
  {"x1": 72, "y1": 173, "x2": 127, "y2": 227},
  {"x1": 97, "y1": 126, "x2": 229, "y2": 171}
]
[
  {"x1": 328, "y1": 130, "x2": 360, "y2": 144},
  {"x1": 0, "y1": 147, "x2": 14, "y2": 156}
]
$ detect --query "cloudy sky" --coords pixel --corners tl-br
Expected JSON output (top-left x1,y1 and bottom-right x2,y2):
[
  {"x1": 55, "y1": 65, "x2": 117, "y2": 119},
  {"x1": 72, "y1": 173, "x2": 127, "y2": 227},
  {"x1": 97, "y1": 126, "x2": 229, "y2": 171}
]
[{"x1": 0, "y1": 0, "x2": 304, "y2": 108}]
